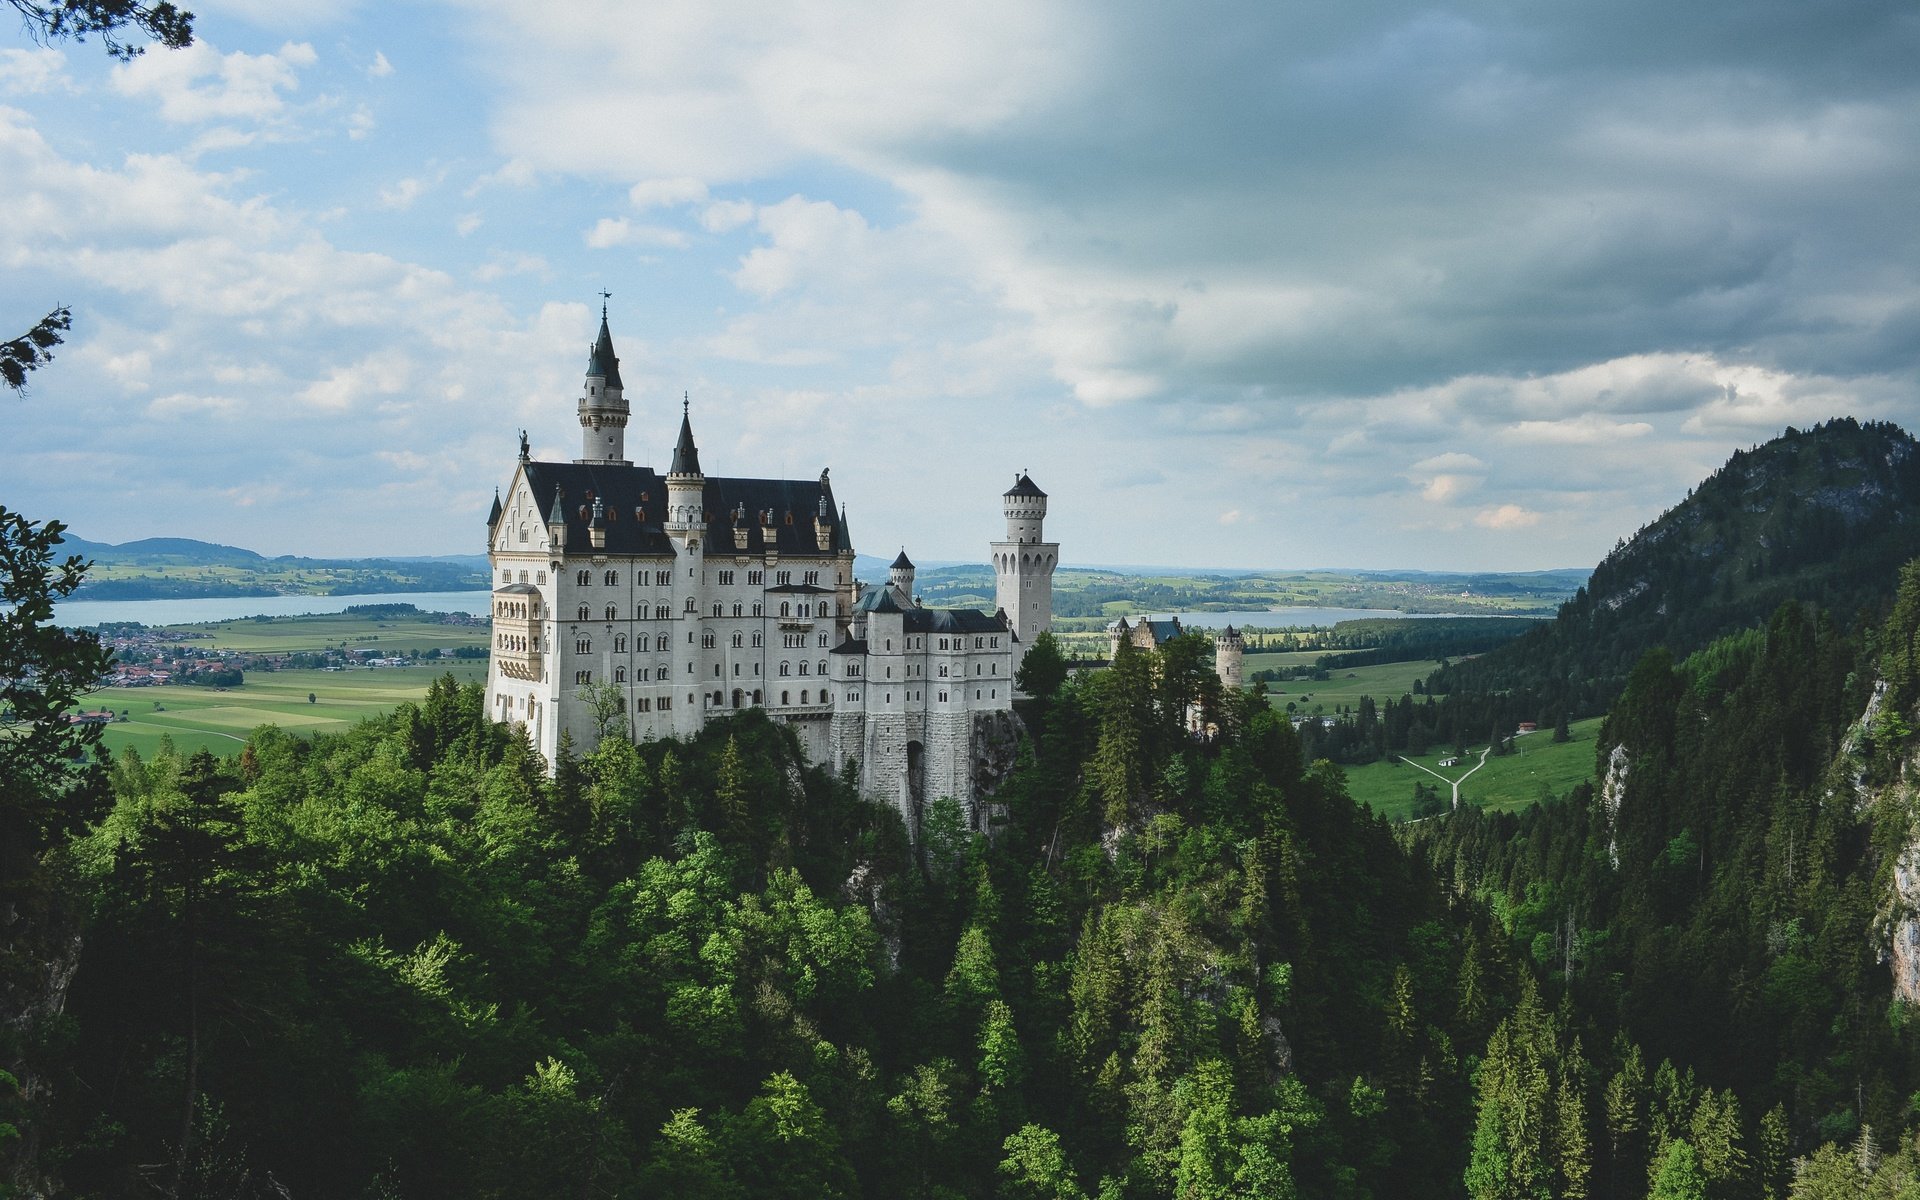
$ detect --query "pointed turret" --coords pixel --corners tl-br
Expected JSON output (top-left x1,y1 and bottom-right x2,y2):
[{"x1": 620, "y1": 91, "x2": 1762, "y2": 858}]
[
  {"x1": 888, "y1": 548, "x2": 915, "y2": 600},
  {"x1": 669, "y1": 397, "x2": 702, "y2": 477},
  {"x1": 487, "y1": 488, "x2": 503, "y2": 528},
  {"x1": 546, "y1": 485, "x2": 568, "y2": 549},
  {"x1": 577, "y1": 298, "x2": 630, "y2": 464}
]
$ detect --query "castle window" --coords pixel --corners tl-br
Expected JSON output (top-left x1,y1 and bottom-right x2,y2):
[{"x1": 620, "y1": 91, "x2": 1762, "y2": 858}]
[
  {"x1": 780, "y1": 602, "x2": 790, "y2": 617},
  {"x1": 818, "y1": 633, "x2": 828, "y2": 647},
  {"x1": 754, "y1": 663, "x2": 760, "y2": 675},
  {"x1": 753, "y1": 603, "x2": 763, "y2": 617},
  {"x1": 614, "y1": 666, "x2": 626, "y2": 682},
  {"x1": 713, "y1": 603, "x2": 723, "y2": 617},
  {"x1": 732, "y1": 632, "x2": 743, "y2": 648},
  {"x1": 804, "y1": 570, "x2": 818, "y2": 585},
  {"x1": 518, "y1": 527, "x2": 528, "y2": 544},
  {"x1": 939, "y1": 638, "x2": 948, "y2": 650},
  {"x1": 605, "y1": 604, "x2": 617, "y2": 621},
  {"x1": 702, "y1": 633, "x2": 715, "y2": 649},
  {"x1": 733, "y1": 603, "x2": 743, "y2": 617},
  {"x1": 776, "y1": 571, "x2": 791, "y2": 585},
  {"x1": 753, "y1": 689, "x2": 762, "y2": 704},
  {"x1": 991, "y1": 663, "x2": 998, "y2": 674},
  {"x1": 655, "y1": 605, "x2": 669, "y2": 620},
  {"x1": 658, "y1": 661, "x2": 668, "y2": 676},
  {"x1": 685, "y1": 597, "x2": 696, "y2": 613},
  {"x1": 752, "y1": 633, "x2": 763, "y2": 648},
  {"x1": 576, "y1": 638, "x2": 590, "y2": 653},
  {"x1": 577, "y1": 604, "x2": 590, "y2": 620},
  {"x1": 939, "y1": 665, "x2": 948, "y2": 678},
  {"x1": 818, "y1": 660, "x2": 827, "y2": 675},
  {"x1": 781, "y1": 691, "x2": 790, "y2": 705},
  {"x1": 975, "y1": 637, "x2": 984, "y2": 649},
  {"x1": 779, "y1": 661, "x2": 791, "y2": 677},
  {"x1": 536, "y1": 572, "x2": 545, "y2": 584},
  {"x1": 733, "y1": 663, "x2": 740, "y2": 676},
  {"x1": 714, "y1": 664, "x2": 721, "y2": 677},
  {"x1": 575, "y1": 670, "x2": 592, "y2": 685},
  {"x1": 656, "y1": 635, "x2": 669, "y2": 651},
  {"x1": 798, "y1": 662, "x2": 809, "y2": 676},
  {"x1": 500, "y1": 569, "x2": 510, "y2": 582},
  {"x1": 939, "y1": 691, "x2": 948, "y2": 703},
  {"x1": 800, "y1": 690, "x2": 809, "y2": 703},
  {"x1": 719, "y1": 570, "x2": 734, "y2": 585},
  {"x1": 614, "y1": 634, "x2": 626, "y2": 652},
  {"x1": 748, "y1": 570, "x2": 763, "y2": 585},
  {"x1": 577, "y1": 570, "x2": 591, "y2": 585},
  {"x1": 991, "y1": 637, "x2": 999, "y2": 648},
  {"x1": 605, "y1": 571, "x2": 618, "y2": 586}
]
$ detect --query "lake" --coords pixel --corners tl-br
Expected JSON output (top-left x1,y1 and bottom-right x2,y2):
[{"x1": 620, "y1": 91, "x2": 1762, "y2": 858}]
[
  {"x1": 54, "y1": 590, "x2": 494, "y2": 628},
  {"x1": 1146, "y1": 607, "x2": 1502, "y2": 629}
]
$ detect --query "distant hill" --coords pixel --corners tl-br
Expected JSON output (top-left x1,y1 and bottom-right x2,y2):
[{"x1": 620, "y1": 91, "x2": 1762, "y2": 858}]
[
  {"x1": 60, "y1": 533, "x2": 490, "y2": 600},
  {"x1": 1440, "y1": 417, "x2": 1920, "y2": 710}
]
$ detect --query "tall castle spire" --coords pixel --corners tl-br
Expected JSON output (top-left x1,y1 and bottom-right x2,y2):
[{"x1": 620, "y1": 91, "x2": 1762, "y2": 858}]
[{"x1": 577, "y1": 295, "x2": 630, "y2": 464}]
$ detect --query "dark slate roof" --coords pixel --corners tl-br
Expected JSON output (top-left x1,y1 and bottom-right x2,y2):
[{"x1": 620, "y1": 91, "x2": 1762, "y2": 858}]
[
  {"x1": 585, "y1": 316, "x2": 623, "y2": 389},
  {"x1": 830, "y1": 638, "x2": 868, "y2": 655},
  {"x1": 890, "y1": 549, "x2": 914, "y2": 570},
  {"x1": 768, "y1": 583, "x2": 833, "y2": 594},
  {"x1": 669, "y1": 409, "x2": 701, "y2": 476},
  {"x1": 518, "y1": 461, "x2": 851, "y2": 558},
  {"x1": 496, "y1": 582, "x2": 540, "y2": 595},
  {"x1": 487, "y1": 489, "x2": 503, "y2": 527},
  {"x1": 1222, "y1": 624, "x2": 1239, "y2": 638},
  {"x1": 856, "y1": 587, "x2": 906, "y2": 614},
  {"x1": 904, "y1": 608, "x2": 1007, "y2": 635},
  {"x1": 1004, "y1": 473, "x2": 1046, "y2": 499},
  {"x1": 1145, "y1": 618, "x2": 1184, "y2": 643}
]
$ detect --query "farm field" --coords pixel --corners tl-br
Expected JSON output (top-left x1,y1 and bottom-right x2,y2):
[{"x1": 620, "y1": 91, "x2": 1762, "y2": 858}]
[
  {"x1": 1262, "y1": 659, "x2": 1439, "y2": 712},
  {"x1": 1340, "y1": 716, "x2": 1607, "y2": 821},
  {"x1": 158, "y1": 612, "x2": 489, "y2": 655},
  {"x1": 81, "y1": 663, "x2": 488, "y2": 759}
]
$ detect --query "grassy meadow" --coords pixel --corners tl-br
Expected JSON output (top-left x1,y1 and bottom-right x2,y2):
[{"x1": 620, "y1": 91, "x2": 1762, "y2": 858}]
[
  {"x1": 82, "y1": 663, "x2": 490, "y2": 759},
  {"x1": 1261, "y1": 659, "x2": 1440, "y2": 713},
  {"x1": 1340, "y1": 716, "x2": 1607, "y2": 821}
]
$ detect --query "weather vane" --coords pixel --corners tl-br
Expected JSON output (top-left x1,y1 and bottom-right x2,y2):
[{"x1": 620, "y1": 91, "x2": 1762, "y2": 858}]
[{"x1": 599, "y1": 289, "x2": 612, "y2": 319}]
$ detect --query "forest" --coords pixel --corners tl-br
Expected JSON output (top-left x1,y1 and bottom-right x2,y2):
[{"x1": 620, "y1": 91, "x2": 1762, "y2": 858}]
[{"x1": 14, "y1": 418, "x2": 1920, "y2": 1197}]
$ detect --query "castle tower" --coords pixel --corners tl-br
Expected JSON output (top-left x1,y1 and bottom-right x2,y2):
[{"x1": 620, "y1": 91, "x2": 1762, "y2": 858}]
[
  {"x1": 577, "y1": 301, "x2": 630, "y2": 464},
  {"x1": 992, "y1": 473, "x2": 1058, "y2": 663},
  {"x1": 1215, "y1": 625, "x2": 1245, "y2": 692},
  {"x1": 665, "y1": 399, "x2": 705, "y2": 737},
  {"x1": 888, "y1": 549, "x2": 915, "y2": 602}
]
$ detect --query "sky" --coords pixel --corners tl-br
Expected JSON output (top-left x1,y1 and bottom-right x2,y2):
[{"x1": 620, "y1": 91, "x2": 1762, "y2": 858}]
[{"x1": 4, "y1": 0, "x2": 1917, "y2": 571}]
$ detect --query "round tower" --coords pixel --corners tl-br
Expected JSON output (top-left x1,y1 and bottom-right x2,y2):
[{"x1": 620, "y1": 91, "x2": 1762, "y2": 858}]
[
  {"x1": 577, "y1": 299, "x2": 631, "y2": 464},
  {"x1": 665, "y1": 397, "x2": 705, "y2": 530},
  {"x1": 1214, "y1": 625, "x2": 1245, "y2": 693},
  {"x1": 888, "y1": 549, "x2": 915, "y2": 601},
  {"x1": 992, "y1": 473, "x2": 1059, "y2": 666}
]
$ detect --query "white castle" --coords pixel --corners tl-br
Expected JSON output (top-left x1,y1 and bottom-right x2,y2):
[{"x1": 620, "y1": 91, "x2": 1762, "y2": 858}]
[{"x1": 483, "y1": 309, "x2": 1057, "y2": 832}]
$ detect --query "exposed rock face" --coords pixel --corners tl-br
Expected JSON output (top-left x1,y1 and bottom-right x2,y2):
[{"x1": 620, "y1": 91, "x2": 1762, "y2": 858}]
[
  {"x1": 969, "y1": 709, "x2": 1024, "y2": 828},
  {"x1": 1889, "y1": 842, "x2": 1920, "y2": 1007},
  {"x1": 842, "y1": 862, "x2": 901, "y2": 971},
  {"x1": 1262, "y1": 1015, "x2": 1295, "y2": 1081},
  {"x1": 1600, "y1": 743, "x2": 1631, "y2": 868}
]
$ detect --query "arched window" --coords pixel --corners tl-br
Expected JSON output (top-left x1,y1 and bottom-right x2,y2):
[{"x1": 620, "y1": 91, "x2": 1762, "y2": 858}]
[
  {"x1": 702, "y1": 633, "x2": 715, "y2": 649},
  {"x1": 818, "y1": 660, "x2": 827, "y2": 675},
  {"x1": 684, "y1": 597, "x2": 696, "y2": 613},
  {"x1": 780, "y1": 602, "x2": 790, "y2": 617},
  {"x1": 779, "y1": 661, "x2": 791, "y2": 677},
  {"x1": 605, "y1": 604, "x2": 617, "y2": 620},
  {"x1": 798, "y1": 661, "x2": 809, "y2": 676},
  {"x1": 732, "y1": 602, "x2": 742, "y2": 617},
  {"x1": 800, "y1": 689, "x2": 809, "y2": 704},
  {"x1": 656, "y1": 635, "x2": 669, "y2": 651},
  {"x1": 654, "y1": 604, "x2": 669, "y2": 620},
  {"x1": 576, "y1": 569, "x2": 590, "y2": 585},
  {"x1": 752, "y1": 689, "x2": 762, "y2": 704},
  {"x1": 753, "y1": 602, "x2": 763, "y2": 617},
  {"x1": 781, "y1": 691, "x2": 790, "y2": 705},
  {"x1": 614, "y1": 666, "x2": 626, "y2": 682},
  {"x1": 731, "y1": 632, "x2": 743, "y2": 648},
  {"x1": 712, "y1": 602, "x2": 723, "y2": 617},
  {"x1": 613, "y1": 634, "x2": 626, "y2": 652},
  {"x1": 604, "y1": 570, "x2": 617, "y2": 585},
  {"x1": 751, "y1": 632, "x2": 763, "y2": 648},
  {"x1": 576, "y1": 604, "x2": 590, "y2": 620}
]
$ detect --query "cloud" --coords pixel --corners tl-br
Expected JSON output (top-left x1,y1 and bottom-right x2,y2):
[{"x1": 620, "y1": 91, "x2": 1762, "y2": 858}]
[
  {"x1": 110, "y1": 40, "x2": 317, "y2": 125},
  {"x1": 1475, "y1": 504, "x2": 1543, "y2": 530},
  {"x1": 584, "y1": 217, "x2": 689, "y2": 250},
  {"x1": 628, "y1": 177, "x2": 707, "y2": 209},
  {"x1": 1218, "y1": 509, "x2": 1244, "y2": 526},
  {"x1": 368, "y1": 51, "x2": 393, "y2": 78},
  {"x1": 378, "y1": 176, "x2": 428, "y2": 209},
  {"x1": 454, "y1": 212, "x2": 482, "y2": 236},
  {"x1": 0, "y1": 48, "x2": 72, "y2": 95}
]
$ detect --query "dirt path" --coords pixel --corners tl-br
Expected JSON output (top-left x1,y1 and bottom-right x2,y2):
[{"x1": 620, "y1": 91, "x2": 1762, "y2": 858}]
[{"x1": 1397, "y1": 743, "x2": 1495, "y2": 811}]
